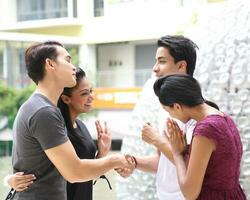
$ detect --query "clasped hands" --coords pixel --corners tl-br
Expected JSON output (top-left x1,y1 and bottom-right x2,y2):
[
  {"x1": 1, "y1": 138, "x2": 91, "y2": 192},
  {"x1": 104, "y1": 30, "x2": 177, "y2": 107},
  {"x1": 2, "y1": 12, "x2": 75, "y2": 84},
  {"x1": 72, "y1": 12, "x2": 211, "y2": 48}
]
[{"x1": 141, "y1": 118, "x2": 187, "y2": 156}]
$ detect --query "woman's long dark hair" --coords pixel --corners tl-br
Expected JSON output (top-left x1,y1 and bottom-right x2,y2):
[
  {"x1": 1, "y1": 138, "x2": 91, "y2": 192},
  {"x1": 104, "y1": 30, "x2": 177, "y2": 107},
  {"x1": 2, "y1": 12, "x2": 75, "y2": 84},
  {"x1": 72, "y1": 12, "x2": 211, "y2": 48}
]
[
  {"x1": 153, "y1": 74, "x2": 205, "y2": 107},
  {"x1": 58, "y1": 67, "x2": 86, "y2": 133}
]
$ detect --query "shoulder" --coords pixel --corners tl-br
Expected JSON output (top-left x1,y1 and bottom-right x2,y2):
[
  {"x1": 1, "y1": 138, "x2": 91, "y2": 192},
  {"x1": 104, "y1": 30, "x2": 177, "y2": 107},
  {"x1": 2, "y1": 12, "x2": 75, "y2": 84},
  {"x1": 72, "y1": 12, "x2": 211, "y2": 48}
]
[{"x1": 193, "y1": 115, "x2": 226, "y2": 143}]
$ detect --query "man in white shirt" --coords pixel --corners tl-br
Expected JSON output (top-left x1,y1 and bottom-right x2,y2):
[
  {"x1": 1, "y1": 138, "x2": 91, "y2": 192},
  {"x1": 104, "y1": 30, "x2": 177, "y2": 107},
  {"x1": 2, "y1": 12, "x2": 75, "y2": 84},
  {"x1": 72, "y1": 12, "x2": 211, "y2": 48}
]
[{"x1": 117, "y1": 35, "x2": 198, "y2": 200}]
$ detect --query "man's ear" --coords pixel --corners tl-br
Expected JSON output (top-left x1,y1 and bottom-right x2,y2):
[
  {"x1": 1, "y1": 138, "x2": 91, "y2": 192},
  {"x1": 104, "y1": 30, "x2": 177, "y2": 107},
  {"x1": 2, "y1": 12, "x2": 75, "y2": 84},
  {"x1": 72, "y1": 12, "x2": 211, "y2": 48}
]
[
  {"x1": 61, "y1": 94, "x2": 71, "y2": 104},
  {"x1": 178, "y1": 60, "x2": 187, "y2": 74},
  {"x1": 45, "y1": 58, "x2": 55, "y2": 70}
]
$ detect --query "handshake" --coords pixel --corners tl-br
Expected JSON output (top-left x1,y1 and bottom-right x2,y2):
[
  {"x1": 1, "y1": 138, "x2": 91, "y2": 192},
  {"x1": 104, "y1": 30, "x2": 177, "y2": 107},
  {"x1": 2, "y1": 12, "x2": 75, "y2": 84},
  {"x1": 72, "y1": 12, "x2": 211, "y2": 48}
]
[{"x1": 110, "y1": 154, "x2": 137, "y2": 178}]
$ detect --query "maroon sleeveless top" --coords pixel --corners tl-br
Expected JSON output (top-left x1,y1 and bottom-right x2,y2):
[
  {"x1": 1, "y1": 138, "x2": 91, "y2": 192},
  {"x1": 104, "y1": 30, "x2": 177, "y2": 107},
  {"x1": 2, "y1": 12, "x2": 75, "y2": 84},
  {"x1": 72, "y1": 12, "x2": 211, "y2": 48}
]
[{"x1": 189, "y1": 115, "x2": 246, "y2": 200}]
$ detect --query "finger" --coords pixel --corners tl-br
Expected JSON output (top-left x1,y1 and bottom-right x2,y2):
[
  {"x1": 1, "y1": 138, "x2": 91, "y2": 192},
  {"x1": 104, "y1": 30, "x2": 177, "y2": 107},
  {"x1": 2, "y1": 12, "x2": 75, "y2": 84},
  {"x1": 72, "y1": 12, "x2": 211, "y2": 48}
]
[
  {"x1": 95, "y1": 120, "x2": 103, "y2": 138},
  {"x1": 16, "y1": 174, "x2": 35, "y2": 179},
  {"x1": 18, "y1": 181, "x2": 34, "y2": 188},
  {"x1": 104, "y1": 121, "x2": 108, "y2": 134},
  {"x1": 16, "y1": 186, "x2": 28, "y2": 192},
  {"x1": 125, "y1": 155, "x2": 135, "y2": 165},
  {"x1": 95, "y1": 120, "x2": 103, "y2": 133},
  {"x1": 163, "y1": 130, "x2": 170, "y2": 142}
]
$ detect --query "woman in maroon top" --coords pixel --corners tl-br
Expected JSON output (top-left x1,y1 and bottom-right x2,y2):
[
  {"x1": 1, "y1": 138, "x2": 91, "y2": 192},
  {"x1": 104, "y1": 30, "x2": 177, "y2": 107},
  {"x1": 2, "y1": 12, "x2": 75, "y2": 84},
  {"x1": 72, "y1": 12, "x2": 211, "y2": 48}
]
[{"x1": 150, "y1": 74, "x2": 246, "y2": 200}]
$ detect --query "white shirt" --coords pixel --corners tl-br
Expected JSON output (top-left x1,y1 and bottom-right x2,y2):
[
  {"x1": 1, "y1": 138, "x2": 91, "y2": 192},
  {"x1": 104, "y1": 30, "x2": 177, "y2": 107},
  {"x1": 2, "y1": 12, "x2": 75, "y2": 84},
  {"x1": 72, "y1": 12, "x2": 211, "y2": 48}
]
[{"x1": 156, "y1": 109, "x2": 196, "y2": 200}]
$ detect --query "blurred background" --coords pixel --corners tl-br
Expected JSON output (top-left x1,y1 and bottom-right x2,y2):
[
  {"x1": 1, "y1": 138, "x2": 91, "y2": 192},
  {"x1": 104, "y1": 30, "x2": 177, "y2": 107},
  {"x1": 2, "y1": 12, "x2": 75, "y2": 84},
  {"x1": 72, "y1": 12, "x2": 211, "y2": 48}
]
[{"x1": 0, "y1": 0, "x2": 250, "y2": 199}]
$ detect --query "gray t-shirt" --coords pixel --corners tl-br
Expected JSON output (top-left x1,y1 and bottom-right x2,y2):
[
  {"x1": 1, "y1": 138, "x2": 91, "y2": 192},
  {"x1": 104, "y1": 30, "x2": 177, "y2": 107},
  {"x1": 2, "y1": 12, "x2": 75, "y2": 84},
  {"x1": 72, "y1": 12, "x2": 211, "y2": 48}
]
[{"x1": 12, "y1": 93, "x2": 69, "y2": 200}]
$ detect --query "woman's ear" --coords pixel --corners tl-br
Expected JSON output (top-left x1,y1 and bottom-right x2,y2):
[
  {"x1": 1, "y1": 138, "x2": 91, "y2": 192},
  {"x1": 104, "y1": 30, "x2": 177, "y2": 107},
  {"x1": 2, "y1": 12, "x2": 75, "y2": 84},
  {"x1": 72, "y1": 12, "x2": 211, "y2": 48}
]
[
  {"x1": 61, "y1": 94, "x2": 71, "y2": 104},
  {"x1": 173, "y1": 103, "x2": 182, "y2": 111}
]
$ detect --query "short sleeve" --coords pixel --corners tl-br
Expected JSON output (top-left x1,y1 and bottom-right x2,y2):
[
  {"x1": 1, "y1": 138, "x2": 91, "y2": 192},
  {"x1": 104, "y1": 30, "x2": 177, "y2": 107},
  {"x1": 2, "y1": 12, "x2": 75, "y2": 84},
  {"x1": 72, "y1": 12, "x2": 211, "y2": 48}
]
[
  {"x1": 29, "y1": 106, "x2": 69, "y2": 150},
  {"x1": 193, "y1": 122, "x2": 218, "y2": 146}
]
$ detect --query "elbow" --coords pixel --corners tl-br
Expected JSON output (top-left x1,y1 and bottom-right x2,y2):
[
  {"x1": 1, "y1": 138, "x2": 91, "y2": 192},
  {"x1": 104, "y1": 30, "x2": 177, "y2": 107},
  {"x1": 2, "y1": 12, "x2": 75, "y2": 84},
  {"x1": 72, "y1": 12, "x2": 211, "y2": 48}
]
[
  {"x1": 60, "y1": 165, "x2": 82, "y2": 183},
  {"x1": 183, "y1": 193, "x2": 199, "y2": 200},
  {"x1": 181, "y1": 184, "x2": 201, "y2": 200},
  {"x1": 62, "y1": 173, "x2": 79, "y2": 183}
]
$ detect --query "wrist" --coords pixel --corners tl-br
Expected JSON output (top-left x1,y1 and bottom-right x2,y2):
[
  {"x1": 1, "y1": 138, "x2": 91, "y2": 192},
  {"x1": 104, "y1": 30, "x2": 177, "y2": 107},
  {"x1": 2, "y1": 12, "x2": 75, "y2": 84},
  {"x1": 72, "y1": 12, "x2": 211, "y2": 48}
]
[
  {"x1": 96, "y1": 150, "x2": 108, "y2": 158},
  {"x1": 154, "y1": 138, "x2": 167, "y2": 149},
  {"x1": 173, "y1": 152, "x2": 184, "y2": 159},
  {"x1": 108, "y1": 154, "x2": 121, "y2": 168}
]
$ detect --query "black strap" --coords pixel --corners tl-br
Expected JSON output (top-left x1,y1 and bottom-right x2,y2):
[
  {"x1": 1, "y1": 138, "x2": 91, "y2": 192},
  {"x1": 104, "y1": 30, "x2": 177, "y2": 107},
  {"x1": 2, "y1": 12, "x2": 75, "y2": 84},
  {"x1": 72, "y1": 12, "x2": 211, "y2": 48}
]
[
  {"x1": 5, "y1": 188, "x2": 16, "y2": 200},
  {"x1": 93, "y1": 175, "x2": 112, "y2": 190}
]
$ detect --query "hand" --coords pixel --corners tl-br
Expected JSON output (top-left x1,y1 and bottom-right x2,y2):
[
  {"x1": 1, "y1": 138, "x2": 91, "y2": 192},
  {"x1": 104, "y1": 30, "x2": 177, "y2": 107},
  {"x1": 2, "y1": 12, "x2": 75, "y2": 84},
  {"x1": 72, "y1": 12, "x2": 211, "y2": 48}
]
[
  {"x1": 166, "y1": 118, "x2": 187, "y2": 156},
  {"x1": 141, "y1": 123, "x2": 160, "y2": 145},
  {"x1": 115, "y1": 154, "x2": 136, "y2": 178},
  {"x1": 110, "y1": 154, "x2": 134, "y2": 171},
  {"x1": 95, "y1": 120, "x2": 111, "y2": 157},
  {"x1": 6, "y1": 172, "x2": 36, "y2": 191}
]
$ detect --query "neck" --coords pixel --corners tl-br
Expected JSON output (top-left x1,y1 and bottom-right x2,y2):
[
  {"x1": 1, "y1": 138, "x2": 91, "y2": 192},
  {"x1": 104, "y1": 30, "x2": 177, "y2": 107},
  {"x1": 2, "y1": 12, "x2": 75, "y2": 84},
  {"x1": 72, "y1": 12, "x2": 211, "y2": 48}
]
[
  {"x1": 36, "y1": 80, "x2": 63, "y2": 106},
  {"x1": 187, "y1": 103, "x2": 220, "y2": 122},
  {"x1": 70, "y1": 110, "x2": 78, "y2": 128}
]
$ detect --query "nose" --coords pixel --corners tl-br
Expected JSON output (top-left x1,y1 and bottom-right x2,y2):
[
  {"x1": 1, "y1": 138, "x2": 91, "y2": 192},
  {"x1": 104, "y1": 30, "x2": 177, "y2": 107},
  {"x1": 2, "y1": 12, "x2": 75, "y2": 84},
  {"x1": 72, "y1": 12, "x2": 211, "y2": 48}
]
[
  {"x1": 153, "y1": 63, "x2": 159, "y2": 73},
  {"x1": 89, "y1": 91, "x2": 95, "y2": 101}
]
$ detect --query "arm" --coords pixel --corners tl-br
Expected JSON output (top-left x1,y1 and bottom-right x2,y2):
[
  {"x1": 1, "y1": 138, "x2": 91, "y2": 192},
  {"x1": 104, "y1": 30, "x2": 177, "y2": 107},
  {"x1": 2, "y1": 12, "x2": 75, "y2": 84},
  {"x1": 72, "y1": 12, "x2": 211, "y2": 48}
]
[
  {"x1": 45, "y1": 140, "x2": 130, "y2": 183},
  {"x1": 134, "y1": 153, "x2": 160, "y2": 173},
  {"x1": 167, "y1": 119, "x2": 215, "y2": 200},
  {"x1": 174, "y1": 136, "x2": 214, "y2": 200}
]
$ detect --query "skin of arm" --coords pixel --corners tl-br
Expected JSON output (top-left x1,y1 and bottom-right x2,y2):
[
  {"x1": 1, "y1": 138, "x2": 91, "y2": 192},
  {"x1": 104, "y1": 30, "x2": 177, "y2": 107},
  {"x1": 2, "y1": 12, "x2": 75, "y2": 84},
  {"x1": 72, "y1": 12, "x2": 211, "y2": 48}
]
[
  {"x1": 45, "y1": 140, "x2": 131, "y2": 183},
  {"x1": 173, "y1": 136, "x2": 214, "y2": 200},
  {"x1": 134, "y1": 153, "x2": 160, "y2": 173},
  {"x1": 167, "y1": 119, "x2": 215, "y2": 200}
]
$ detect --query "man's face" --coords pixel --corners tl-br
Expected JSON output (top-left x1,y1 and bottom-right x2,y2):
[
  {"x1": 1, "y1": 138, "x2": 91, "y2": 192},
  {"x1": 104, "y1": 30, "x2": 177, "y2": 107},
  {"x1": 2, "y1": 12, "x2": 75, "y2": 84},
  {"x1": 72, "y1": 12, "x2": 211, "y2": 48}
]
[
  {"x1": 53, "y1": 46, "x2": 76, "y2": 88},
  {"x1": 153, "y1": 47, "x2": 182, "y2": 77}
]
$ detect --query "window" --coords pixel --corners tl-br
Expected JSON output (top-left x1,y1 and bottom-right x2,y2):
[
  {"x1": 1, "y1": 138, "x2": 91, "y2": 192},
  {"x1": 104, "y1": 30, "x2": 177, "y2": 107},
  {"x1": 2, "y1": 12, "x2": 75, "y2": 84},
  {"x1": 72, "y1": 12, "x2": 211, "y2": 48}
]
[
  {"x1": 17, "y1": 0, "x2": 76, "y2": 21},
  {"x1": 94, "y1": 0, "x2": 104, "y2": 17}
]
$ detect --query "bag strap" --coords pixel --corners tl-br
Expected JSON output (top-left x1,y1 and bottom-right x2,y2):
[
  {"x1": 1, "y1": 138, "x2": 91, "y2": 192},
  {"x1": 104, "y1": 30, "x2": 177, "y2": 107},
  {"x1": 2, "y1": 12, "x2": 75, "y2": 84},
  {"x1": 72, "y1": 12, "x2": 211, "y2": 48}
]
[{"x1": 5, "y1": 188, "x2": 16, "y2": 200}]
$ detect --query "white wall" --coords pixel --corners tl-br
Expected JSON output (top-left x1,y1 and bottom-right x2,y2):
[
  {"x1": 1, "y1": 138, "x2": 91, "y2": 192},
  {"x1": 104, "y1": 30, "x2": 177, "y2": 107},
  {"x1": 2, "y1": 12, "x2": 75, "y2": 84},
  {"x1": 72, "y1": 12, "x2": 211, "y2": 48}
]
[
  {"x1": 0, "y1": 0, "x2": 16, "y2": 25},
  {"x1": 97, "y1": 43, "x2": 135, "y2": 87},
  {"x1": 79, "y1": 44, "x2": 97, "y2": 84}
]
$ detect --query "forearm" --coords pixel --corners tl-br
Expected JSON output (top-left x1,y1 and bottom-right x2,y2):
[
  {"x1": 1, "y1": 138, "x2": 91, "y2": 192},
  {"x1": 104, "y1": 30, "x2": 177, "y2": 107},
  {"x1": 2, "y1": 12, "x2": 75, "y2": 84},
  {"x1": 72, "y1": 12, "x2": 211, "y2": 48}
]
[
  {"x1": 70, "y1": 155, "x2": 117, "y2": 183},
  {"x1": 173, "y1": 154, "x2": 191, "y2": 199},
  {"x1": 45, "y1": 141, "x2": 122, "y2": 183},
  {"x1": 134, "y1": 154, "x2": 159, "y2": 173}
]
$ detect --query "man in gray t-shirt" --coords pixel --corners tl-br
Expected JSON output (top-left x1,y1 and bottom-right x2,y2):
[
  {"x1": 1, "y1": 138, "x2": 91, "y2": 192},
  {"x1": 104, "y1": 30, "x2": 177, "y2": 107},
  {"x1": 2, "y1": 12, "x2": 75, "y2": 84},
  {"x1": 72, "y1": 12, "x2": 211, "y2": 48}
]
[
  {"x1": 12, "y1": 41, "x2": 131, "y2": 200},
  {"x1": 12, "y1": 93, "x2": 68, "y2": 200}
]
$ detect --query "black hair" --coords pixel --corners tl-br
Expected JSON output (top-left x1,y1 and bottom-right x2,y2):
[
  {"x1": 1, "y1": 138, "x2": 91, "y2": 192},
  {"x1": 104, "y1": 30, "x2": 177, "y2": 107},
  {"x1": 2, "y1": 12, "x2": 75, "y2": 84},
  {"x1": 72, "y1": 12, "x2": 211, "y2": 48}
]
[
  {"x1": 25, "y1": 41, "x2": 64, "y2": 85},
  {"x1": 157, "y1": 35, "x2": 198, "y2": 76},
  {"x1": 57, "y1": 67, "x2": 86, "y2": 133},
  {"x1": 204, "y1": 100, "x2": 220, "y2": 110},
  {"x1": 153, "y1": 74, "x2": 204, "y2": 107}
]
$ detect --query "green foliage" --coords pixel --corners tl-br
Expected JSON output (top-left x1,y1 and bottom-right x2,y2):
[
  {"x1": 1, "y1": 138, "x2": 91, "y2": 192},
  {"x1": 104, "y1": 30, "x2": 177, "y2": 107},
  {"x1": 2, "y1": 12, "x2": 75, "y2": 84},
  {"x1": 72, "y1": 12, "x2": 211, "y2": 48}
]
[{"x1": 0, "y1": 82, "x2": 35, "y2": 128}]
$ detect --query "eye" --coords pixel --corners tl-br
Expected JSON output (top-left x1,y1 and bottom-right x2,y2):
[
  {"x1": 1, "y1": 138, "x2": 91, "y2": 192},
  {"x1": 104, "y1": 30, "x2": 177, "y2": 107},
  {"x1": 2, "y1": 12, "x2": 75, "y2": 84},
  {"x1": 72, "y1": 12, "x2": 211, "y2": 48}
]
[
  {"x1": 81, "y1": 92, "x2": 89, "y2": 96},
  {"x1": 159, "y1": 60, "x2": 166, "y2": 64}
]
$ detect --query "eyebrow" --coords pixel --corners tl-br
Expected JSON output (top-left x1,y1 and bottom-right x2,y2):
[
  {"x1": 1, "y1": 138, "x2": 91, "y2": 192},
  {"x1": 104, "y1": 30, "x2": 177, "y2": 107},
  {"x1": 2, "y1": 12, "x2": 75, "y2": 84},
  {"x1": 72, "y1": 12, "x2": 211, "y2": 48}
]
[
  {"x1": 80, "y1": 89, "x2": 91, "y2": 92},
  {"x1": 156, "y1": 56, "x2": 166, "y2": 60}
]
